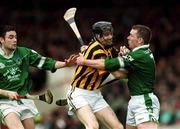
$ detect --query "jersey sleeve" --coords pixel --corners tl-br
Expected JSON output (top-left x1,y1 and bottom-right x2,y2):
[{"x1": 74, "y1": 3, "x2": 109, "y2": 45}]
[
  {"x1": 105, "y1": 51, "x2": 145, "y2": 72},
  {"x1": 29, "y1": 49, "x2": 56, "y2": 72},
  {"x1": 105, "y1": 57, "x2": 121, "y2": 72}
]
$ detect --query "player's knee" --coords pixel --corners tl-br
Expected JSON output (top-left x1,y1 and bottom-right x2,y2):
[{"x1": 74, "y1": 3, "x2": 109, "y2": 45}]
[
  {"x1": 137, "y1": 121, "x2": 158, "y2": 129},
  {"x1": 115, "y1": 123, "x2": 124, "y2": 129},
  {"x1": 86, "y1": 121, "x2": 99, "y2": 129},
  {"x1": 90, "y1": 122, "x2": 99, "y2": 129}
]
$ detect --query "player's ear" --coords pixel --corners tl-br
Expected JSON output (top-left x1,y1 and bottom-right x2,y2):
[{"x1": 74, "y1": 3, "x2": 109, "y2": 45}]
[
  {"x1": 0, "y1": 37, "x2": 4, "y2": 43},
  {"x1": 95, "y1": 34, "x2": 100, "y2": 39},
  {"x1": 138, "y1": 37, "x2": 144, "y2": 45}
]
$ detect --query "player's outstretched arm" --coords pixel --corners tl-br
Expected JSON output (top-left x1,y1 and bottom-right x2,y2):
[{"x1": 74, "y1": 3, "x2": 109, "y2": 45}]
[
  {"x1": 55, "y1": 54, "x2": 78, "y2": 69},
  {"x1": 76, "y1": 53, "x2": 105, "y2": 69}
]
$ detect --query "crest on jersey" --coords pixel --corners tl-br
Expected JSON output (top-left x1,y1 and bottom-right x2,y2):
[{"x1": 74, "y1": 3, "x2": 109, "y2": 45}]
[
  {"x1": 127, "y1": 55, "x2": 134, "y2": 61},
  {"x1": 0, "y1": 62, "x2": 5, "y2": 69},
  {"x1": 15, "y1": 57, "x2": 22, "y2": 65}
]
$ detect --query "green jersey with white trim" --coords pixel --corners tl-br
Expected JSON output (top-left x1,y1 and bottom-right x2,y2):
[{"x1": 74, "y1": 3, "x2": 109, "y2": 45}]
[
  {"x1": 105, "y1": 45, "x2": 156, "y2": 95},
  {"x1": 0, "y1": 46, "x2": 56, "y2": 96}
]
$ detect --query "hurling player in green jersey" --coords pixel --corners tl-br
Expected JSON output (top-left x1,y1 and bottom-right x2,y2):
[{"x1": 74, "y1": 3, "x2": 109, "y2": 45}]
[
  {"x1": 76, "y1": 25, "x2": 160, "y2": 129},
  {"x1": 0, "y1": 25, "x2": 77, "y2": 129}
]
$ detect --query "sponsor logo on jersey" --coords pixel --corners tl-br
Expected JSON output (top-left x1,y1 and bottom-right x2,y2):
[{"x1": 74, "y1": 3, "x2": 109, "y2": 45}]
[{"x1": 3, "y1": 67, "x2": 21, "y2": 81}]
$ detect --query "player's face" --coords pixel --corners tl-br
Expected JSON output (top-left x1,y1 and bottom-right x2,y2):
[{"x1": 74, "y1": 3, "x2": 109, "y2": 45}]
[
  {"x1": 127, "y1": 29, "x2": 141, "y2": 50},
  {"x1": 99, "y1": 31, "x2": 113, "y2": 46},
  {"x1": 1, "y1": 31, "x2": 17, "y2": 51}
]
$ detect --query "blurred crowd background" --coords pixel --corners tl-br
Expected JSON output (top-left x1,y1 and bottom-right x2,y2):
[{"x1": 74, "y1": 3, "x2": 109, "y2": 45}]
[{"x1": 0, "y1": 0, "x2": 180, "y2": 129}]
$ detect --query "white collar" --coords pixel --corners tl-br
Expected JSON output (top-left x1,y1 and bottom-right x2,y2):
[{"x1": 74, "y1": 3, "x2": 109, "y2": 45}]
[
  {"x1": 132, "y1": 44, "x2": 149, "y2": 52},
  {"x1": 0, "y1": 47, "x2": 15, "y2": 59}
]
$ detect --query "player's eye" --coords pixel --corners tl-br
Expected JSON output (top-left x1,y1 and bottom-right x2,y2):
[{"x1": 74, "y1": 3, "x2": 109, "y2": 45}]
[{"x1": 8, "y1": 35, "x2": 17, "y2": 39}]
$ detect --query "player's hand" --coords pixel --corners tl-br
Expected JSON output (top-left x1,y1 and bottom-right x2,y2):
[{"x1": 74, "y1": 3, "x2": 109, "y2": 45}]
[
  {"x1": 80, "y1": 45, "x2": 88, "y2": 53},
  {"x1": 119, "y1": 46, "x2": 130, "y2": 56},
  {"x1": 76, "y1": 53, "x2": 85, "y2": 65},
  {"x1": 5, "y1": 90, "x2": 19, "y2": 100},
  {"x1": 65, "y1": 54, "x2": 79, "y2": 67}
]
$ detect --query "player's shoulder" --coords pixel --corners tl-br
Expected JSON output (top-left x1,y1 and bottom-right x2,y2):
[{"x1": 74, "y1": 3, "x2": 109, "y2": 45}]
[
  {"x1": 130, "y1": 49, "x2": 146, "y2": 60},
  {"x1": 17, "y1": 46, "x2": 29, "y2": 50},
  {"x1": 16, "y1": 46, "x2": 32, "y2": 54},
  {"x1": 89, "y1": 41, "x2": 103, "y2": 50}
]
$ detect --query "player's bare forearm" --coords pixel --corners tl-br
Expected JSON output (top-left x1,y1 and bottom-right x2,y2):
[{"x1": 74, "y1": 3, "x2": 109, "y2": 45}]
[
  {"x1": 85, "y1": 59, "x2": 105, "y2": 69},
  {"x1": 54, "y1": 61, "x2": 66, "y2": 69},
  {"x1": 55, "y1": 54, "x2": 78, "y2": 69},
  {"x1": 0, "y1": 89, "x2": 19, "y2": 100},
  {"x1": 0, "y1": 89, "x2": 6, "y2": 97},
  {"x1": 76, "y1": 53, "x2": 105, "y2": 69}
]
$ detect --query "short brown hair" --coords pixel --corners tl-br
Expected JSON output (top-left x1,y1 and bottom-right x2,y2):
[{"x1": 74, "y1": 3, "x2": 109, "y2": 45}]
[
  {"x1": 132, "y1": 25, "x2": 152, "y2": 44},
  {"x1": 0, "y1": 25, "x2": 16, "y2": 38}
]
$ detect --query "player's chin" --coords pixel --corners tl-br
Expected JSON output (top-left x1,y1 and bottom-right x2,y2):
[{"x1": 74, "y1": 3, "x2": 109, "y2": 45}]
[
  {"x1": 11, "y1": 45, "x2": 17, "y2": 49},
  {"x1": 104, "y1": 42, "x2": 113, "y2": 49},
  {"x1": 127, "y1": 43, "x2": 132, "y2": 49},
  {"x1": 9, "y1": 47, "x2": 16, "y2": 51}
]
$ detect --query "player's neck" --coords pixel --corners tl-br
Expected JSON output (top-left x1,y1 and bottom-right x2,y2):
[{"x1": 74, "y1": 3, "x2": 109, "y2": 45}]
[{"x1": 1, "y1": 46, "x2": 14, "y2": 56}]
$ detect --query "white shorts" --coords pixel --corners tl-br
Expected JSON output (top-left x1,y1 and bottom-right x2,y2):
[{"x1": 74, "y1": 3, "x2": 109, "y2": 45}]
[
  {"x1": 126, "y1": 93, "x2": 160, "y2": 126},
  {"x1": 67, "y1": 86, "x2": 109, "y2": 115},
  {"x1": 0, "y1": 99, "x2": 39, "y2": 123}
]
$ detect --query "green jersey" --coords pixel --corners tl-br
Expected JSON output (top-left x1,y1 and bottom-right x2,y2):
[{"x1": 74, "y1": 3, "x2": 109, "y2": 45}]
[
  {"x1": 0, "y1": 46, "x2": 56, "y2": 96},
  {"x1": 105, "y1": 45, "x2": 156, "y2": 95}
]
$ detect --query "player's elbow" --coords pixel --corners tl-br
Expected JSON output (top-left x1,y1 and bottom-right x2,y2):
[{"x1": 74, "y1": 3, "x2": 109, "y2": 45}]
[{"x1": 111, "y1": 69, "x2": 128, "y2": 79}]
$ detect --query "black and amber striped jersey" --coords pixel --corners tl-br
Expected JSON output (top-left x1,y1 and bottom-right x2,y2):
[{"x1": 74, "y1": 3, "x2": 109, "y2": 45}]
[{"x1": 71, "y1": 41, "x2": 118, "y2": 90}]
